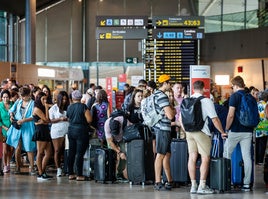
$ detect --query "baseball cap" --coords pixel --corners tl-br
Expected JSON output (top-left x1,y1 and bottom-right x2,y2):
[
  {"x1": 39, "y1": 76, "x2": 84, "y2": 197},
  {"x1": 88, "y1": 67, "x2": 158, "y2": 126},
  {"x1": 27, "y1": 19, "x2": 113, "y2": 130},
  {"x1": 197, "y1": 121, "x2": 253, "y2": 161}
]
[{"x1": 158, "y1": 74, "x2": 171, "y2": 83}]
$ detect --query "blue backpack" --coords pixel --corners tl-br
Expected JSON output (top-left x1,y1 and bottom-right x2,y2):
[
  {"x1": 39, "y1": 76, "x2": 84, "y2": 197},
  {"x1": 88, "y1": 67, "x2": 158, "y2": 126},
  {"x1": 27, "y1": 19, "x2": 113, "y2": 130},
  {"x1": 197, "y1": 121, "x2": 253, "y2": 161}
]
[{"x1": 236, "y1": 91, "x2": 259, "y2": 127}]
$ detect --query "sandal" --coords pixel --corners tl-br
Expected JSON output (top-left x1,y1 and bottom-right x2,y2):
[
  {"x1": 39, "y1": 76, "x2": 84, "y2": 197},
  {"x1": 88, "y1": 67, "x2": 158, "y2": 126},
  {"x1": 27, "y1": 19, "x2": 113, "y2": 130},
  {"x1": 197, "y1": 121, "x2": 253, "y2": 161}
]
[{"x1": 68, "y1": 175, "x2": 76, "y2": 180}]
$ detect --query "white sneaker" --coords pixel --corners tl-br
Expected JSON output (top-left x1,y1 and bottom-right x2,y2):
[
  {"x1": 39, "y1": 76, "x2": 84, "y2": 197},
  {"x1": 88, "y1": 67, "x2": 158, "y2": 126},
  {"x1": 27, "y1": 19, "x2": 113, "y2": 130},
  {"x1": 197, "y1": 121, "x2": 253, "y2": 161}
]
[
  {"x1": 190, "y1": 185, "x2": 198, "y2": 194},
  {"x1": 57, "y1": 168, "x2": 62, "y2": 177},
  {"x1": 197, "y1": 185, "x2": 214, "y2": 194}
]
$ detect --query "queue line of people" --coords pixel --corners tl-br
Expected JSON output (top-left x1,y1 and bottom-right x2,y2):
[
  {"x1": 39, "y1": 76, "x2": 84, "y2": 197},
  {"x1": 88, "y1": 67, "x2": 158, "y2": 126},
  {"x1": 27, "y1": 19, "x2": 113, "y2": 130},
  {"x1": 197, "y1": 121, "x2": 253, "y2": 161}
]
[{"x1": 0, "y1": 76, "x2": 267, "y2": 193}]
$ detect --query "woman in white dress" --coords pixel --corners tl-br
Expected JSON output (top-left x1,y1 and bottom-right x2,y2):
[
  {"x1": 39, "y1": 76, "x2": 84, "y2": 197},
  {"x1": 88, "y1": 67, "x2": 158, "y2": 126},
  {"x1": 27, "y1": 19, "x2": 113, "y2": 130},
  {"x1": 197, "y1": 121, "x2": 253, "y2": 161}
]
[{"x1": 49, "y1": 91, "x2": 70, "y2": 177}]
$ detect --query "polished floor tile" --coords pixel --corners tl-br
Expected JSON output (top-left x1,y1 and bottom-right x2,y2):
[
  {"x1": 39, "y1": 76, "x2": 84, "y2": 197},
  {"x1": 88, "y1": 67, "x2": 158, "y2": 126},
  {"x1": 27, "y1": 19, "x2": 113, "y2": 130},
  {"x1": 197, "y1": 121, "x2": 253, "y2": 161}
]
[{"x1": 0, "y1": 164, "x2": 267, "y2": 199}]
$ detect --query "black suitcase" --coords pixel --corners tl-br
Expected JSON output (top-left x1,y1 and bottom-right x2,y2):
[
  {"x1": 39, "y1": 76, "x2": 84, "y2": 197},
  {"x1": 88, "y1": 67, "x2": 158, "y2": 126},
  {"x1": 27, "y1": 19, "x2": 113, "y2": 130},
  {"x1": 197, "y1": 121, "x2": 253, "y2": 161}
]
[
  {"x1": 210, "y1": 158, "x2": 231, "y2": 192},
  {"x1": 170, "y1": 139, "x2": 189, "y2": 183},
  {"x1": 127, "y1": 139, "x2": 155, "y2": 185},
  {"x1": 94, "y1": 148, "x2": 116, "y2": 183}
]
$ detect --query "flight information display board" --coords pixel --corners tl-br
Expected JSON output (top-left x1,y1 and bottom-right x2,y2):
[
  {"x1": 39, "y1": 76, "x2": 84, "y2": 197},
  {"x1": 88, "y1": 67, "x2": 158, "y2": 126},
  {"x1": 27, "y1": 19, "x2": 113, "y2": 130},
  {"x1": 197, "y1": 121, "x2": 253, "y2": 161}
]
[
  {"x1": 145, "y1": 39, "x2": 197, "y2": 85},
  {"x1": 144, "y1": 16, "x2": 203, "y2": 85}
]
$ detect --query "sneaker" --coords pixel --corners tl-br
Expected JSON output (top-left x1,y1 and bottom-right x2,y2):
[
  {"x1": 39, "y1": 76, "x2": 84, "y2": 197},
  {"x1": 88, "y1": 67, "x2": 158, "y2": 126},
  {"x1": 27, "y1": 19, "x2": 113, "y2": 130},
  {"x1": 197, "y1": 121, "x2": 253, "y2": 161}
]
[
  {"x1": 42, "y1": 173, "x2": 53, "y2": 179},
  {"x1": 57, "y1": 168, "x2": 62, "y2": 177},
  {"x1": 3, "y1": 166, "x2": 10, "y2": 173},
  {"x1": 37, "y1": 174, "x2": 46, "y2": 180},
  {"x1": 165, "y1": 182, "x2": 173, "y2": 190},
  {"x1": 154, "y1": 182, "x2": 163, "y2": 191},
  {"x1": 190, "y1": 185, "x2": 198, "y2": 194},
  {"x1": 197, "y1": 185, "x2": 214, "y2": 194},
  {"x1": 241, "y1": 184, "x2": 251, "y2": 192}
]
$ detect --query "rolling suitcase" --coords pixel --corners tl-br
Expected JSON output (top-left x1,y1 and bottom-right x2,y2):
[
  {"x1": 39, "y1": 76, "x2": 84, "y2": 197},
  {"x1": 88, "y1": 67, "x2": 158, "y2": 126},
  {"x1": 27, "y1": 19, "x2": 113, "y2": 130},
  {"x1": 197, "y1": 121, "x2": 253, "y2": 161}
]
[
  {"x1": 231, "y1": 143, "x2": 254, "y2": 186},
  {"x1": 94, "y1": 148, "x2": 116, "y2": 183},
  {"x1": 210, "y1": 158, "x2": 231, "y2": 192},
  {"x1": 126, "y1": 137, "x2": 155, "y2": 185},
  {"x1": 84, "y1": 138, "x2": 101, "y2": 178},
  {"x1": 169, "y1": 139, "x2": 189, "y2": 183},
  {"x1": 209, "y1": 133, "x2": 231, "y2": 192}
]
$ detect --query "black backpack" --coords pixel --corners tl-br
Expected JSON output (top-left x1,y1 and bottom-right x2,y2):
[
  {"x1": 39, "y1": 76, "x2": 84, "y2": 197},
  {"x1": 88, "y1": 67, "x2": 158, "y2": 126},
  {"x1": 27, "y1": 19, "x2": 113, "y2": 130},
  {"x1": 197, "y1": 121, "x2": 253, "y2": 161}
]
[
  {"x1": 109, "y1": 110, "x2": 128, "y2": 135},
  {"x1": 180, "y1": 96, "x2": 205, "y2": 132}
]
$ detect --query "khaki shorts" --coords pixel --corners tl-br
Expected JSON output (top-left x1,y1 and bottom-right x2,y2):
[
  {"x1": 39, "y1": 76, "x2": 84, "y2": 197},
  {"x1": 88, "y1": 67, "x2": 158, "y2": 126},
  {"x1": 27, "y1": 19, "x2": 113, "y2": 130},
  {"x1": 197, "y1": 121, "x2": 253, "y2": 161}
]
[{"x1": 186, "y1": 131, "x2": 211, "y2": 156}]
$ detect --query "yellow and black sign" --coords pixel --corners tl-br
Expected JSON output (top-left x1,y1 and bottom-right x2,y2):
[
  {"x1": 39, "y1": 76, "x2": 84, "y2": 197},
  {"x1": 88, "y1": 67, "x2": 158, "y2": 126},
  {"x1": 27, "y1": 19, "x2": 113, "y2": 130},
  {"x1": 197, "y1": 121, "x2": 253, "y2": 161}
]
[
  {"x1": 96, "y1": 28, "x2": 147, "y2": 40},
  {"x1": 152, "y1": 16, "x2": 204, "y2": 27}
]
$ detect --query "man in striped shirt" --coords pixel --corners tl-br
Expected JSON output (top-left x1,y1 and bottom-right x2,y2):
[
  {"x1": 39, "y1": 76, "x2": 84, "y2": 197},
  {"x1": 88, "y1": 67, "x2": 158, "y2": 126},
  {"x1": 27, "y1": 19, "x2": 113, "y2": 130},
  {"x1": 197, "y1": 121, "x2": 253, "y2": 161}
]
[{"x1": 153, "y1": 74, "x2": 176, "y2": 191}]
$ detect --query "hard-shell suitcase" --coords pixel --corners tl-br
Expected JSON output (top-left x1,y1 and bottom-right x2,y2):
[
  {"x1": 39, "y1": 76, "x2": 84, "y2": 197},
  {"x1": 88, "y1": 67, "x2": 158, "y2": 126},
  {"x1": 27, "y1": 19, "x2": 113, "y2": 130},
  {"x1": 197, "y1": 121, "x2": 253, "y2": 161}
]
[
  {"x1": 209, "y1": 133, "x2": 230, "y2": 192},
  {"x1": 126, "y1": 139, "x2": 154, "y2": 185},
  {"x1": 231, "y1": 143, "x2": 254, "y2": 186},
  {"x1": 94, "y1": 148, "x2": 116, "y2": 183},
  {"x1": 83, "y1": 138, "x2": 101, "y2": 178},
  {"x1": 169, "y1": 139, "x2": 189, "y2": 183},
  {"x1": 210, "y1": 158, "x2": 231, "y2": 192}
]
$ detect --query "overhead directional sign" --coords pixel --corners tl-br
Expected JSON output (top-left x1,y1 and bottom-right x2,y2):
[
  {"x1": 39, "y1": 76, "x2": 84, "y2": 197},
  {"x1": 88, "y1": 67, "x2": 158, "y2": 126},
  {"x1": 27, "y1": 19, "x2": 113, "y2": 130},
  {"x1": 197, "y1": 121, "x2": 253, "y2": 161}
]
[
  {"x1": 96, "y1": 28, "x2": 148, "y2": 40},
  {"x1": 96, "y1": 16, "x2": 148, "y2": 27},
  {"x1": 152, "y1": 29, "x2": 204, "y2": 40},
  {"x1": 126, "y1": 57, "x2": 138, "y2": 63},
  {"x1": 152, "y1": 16, "x2": 204, "y2": 27}
]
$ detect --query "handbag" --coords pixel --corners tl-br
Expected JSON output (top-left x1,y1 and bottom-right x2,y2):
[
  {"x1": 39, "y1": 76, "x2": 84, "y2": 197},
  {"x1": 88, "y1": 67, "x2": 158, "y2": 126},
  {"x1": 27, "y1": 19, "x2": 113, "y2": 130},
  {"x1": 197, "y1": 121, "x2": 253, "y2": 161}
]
[
  {"x1": 123, "y1": 123, "x2": 143, "y2": 142},
  {"x1": 12, "y1": 119, "x2": 22, "y2": 130}
]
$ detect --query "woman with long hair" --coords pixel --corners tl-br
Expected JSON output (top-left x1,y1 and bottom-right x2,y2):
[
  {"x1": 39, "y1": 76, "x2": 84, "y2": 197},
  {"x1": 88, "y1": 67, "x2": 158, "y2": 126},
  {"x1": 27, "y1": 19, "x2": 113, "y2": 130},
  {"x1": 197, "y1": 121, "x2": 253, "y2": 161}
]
[
  {"x1": 32, "y1": 92, "x2": 52, "y2": 180},
  {"x1": 49, "y1": 91, "x2": 70, "y2": 177},
  {"x1": 126, "y1": 88, "x2": 144, "y2": 124},
  {"x1": 91, "y1": 89, "x2": 110, "y2": 147},
  {"x1": 0, "y1": 90, "x2": 14, "y2": 173}
]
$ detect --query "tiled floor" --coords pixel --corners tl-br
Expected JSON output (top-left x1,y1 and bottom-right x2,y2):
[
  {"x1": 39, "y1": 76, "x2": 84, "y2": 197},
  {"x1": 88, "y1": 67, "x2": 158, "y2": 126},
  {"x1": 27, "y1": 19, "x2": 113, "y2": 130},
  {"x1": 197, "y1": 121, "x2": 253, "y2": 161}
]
[{"x1": 0, "y1": 164, "x2": 267, "y2": 199}]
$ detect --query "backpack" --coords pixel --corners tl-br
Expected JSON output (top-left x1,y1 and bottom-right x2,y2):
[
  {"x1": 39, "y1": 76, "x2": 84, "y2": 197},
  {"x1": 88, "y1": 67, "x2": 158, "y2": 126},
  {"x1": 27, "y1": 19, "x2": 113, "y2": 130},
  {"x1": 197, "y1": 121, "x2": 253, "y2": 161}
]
[
  {"x1": 109, "y1": 110, "x2": 128, "y2": 135},
  {"x1": 141, "y1": 94, "x2": 163, "y2": 128},
  {"x1": 236, "y1": 91, "x2": 259, "y2": 127},
  {"x1": 180, "y1": 96, "x2": 205, "y2": 132}
]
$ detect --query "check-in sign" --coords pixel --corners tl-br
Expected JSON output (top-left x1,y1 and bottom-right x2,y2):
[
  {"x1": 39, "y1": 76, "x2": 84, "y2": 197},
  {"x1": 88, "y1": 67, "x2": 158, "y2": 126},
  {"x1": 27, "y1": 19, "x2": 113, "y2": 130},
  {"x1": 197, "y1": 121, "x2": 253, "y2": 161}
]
[{"x1": 96, "y1": 28, "x2": 148, "y2": 40}]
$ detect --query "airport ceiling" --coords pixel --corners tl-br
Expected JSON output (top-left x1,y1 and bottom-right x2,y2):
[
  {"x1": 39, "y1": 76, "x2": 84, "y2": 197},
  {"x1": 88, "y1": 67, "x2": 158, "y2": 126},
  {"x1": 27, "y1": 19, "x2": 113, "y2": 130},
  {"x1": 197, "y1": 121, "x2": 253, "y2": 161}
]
[{"x1": 0, "y1": 0, "x2": 62, "y2": 18}]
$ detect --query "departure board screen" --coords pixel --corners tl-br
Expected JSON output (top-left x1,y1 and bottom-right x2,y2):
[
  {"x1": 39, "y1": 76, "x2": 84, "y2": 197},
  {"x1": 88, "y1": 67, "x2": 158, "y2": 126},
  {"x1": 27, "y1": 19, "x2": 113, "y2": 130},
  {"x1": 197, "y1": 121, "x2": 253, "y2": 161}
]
[
  {"x1": 145, "y1": 39, "x2": 197, "y2": 85},
  {"x1": 144, "y1": 16, "x2": 202, "y2": 86}
]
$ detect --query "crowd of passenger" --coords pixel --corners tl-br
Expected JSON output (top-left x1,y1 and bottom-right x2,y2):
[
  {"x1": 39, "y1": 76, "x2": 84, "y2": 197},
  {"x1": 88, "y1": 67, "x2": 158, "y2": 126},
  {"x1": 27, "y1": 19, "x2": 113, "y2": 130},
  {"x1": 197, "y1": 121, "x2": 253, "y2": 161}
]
[{"x1": 0, "y1": 76, "x2": 267, "y2": 193}]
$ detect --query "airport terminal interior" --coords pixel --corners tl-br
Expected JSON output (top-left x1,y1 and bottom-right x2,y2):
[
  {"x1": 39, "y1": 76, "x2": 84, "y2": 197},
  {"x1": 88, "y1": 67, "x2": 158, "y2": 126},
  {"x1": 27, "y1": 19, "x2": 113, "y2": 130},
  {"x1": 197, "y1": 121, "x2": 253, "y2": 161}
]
[{"x1": 1, "y1": 0, "x2": 268, "y2": 198}]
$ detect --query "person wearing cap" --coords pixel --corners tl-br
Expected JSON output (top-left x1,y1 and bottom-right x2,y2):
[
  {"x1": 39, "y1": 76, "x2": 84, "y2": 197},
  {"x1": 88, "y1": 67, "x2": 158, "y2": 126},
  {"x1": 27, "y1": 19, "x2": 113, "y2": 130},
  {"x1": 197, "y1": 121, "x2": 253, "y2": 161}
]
[
  {"x1": 153, "y1": 74, "x2": 176, "y2": 191},
  {"x1": 66, "y1": 90, "x2": 92, "y2": 181},
  {"x1": 104, "y1": 114, "x2": 131, "y2": 181}
]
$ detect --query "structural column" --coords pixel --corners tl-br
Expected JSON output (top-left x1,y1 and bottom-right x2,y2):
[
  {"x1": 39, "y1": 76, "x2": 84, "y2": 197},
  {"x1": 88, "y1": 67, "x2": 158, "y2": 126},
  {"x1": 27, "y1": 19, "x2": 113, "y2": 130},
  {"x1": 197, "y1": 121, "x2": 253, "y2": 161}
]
[{"x1": 25, "y1": 0, "x2": 36, "y2": 64}]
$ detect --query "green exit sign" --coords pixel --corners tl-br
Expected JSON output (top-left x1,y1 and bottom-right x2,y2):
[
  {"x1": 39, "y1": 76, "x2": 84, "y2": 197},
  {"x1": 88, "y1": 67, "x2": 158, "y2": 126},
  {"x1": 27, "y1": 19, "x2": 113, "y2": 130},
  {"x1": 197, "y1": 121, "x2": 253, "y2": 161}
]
[{"x1": 126, "y1": 57, "x2": 138, "y2": 63}]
